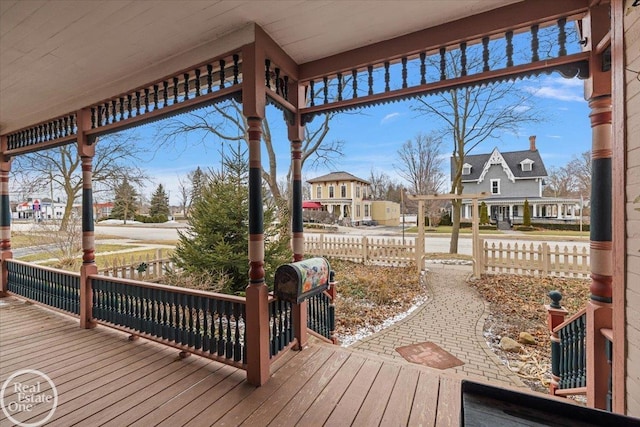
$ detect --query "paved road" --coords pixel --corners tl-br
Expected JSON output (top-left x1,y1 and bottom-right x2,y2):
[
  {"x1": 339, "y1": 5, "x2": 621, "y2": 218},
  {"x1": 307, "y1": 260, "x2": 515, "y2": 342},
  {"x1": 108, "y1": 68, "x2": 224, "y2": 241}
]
[{"x1": 12, "y1": 222, "x2": 588, "y2": 255}]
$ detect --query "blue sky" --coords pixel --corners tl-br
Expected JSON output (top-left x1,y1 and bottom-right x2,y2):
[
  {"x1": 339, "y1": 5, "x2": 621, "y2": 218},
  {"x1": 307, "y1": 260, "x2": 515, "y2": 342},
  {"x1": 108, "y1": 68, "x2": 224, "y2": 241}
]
[{"x1": 133, "y1": 72, "x2": 591, "y2": 205}]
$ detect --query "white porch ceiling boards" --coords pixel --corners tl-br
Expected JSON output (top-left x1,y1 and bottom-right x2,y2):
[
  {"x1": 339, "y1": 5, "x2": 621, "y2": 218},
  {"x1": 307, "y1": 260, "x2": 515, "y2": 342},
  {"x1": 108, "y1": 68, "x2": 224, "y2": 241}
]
[{"x1": 0, "y1": 0, "x2": 520, "y2": 135}]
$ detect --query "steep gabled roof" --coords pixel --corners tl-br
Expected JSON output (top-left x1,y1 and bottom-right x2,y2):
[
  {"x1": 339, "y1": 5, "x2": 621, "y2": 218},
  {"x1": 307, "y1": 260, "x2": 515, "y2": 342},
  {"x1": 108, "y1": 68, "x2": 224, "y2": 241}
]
[
  {"x1": 307, "y1": 171, "x2": 370, "y2": 185},
  {"x1": 451, "y1": 147, "x2": 548, "y2": 182}
]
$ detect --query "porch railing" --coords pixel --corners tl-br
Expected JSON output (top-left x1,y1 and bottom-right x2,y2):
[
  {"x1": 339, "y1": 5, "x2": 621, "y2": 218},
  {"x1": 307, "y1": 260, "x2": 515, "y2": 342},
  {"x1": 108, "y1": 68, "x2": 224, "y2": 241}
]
[
  {"x1": 5, "y1": 259, "x2": 80, "y2": 315},
  {"x1": 90, "y1": 275, "x2": 247, "y2": 368},
  {"x1": 307, "y1": 290, "x2": 335, "y2": 343},
  {"x1": 268, "y1": 296, "x2": 294, "y2": 359},
  {"x1": 553, "y1": 307, "x2": 587, "y2": 392}
]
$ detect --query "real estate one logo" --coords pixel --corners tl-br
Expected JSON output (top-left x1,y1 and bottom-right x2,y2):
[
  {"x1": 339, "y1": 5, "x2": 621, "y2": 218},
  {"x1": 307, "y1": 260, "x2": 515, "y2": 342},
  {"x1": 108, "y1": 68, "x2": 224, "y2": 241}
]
[{"x1": 1, "y1": 369, "x2": 58, "y2": 427}]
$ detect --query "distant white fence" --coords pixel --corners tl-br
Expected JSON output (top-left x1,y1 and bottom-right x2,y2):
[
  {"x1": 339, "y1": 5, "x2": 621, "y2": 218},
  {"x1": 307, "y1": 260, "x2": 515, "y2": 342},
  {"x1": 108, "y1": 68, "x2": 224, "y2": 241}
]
[
  {"x1": 304, "y1": 234, "x2": 415, "y2": 266},
  {"x1": 479, "y1": 239, "x2": 590, "y2": 278},
  {"x1": 97, "y1": 251, "x2": 177, "y2": 281}
]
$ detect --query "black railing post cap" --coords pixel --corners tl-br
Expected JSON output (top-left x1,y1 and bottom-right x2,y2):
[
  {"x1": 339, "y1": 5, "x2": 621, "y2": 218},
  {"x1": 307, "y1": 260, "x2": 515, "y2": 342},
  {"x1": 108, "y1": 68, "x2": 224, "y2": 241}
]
[{"x1": 548, "y1": 290, "x2": 562, "y2": 309}]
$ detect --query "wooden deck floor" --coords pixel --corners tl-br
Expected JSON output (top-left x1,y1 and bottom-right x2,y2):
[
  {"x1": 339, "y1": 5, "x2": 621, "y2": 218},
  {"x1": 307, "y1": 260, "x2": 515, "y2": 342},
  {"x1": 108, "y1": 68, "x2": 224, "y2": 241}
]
[
  {"x1": 0, "y1": 297, "x2": 466, "y2": 426},
  {"x1": 0, "y1": 298, "x2": 460, "y2": 427}
]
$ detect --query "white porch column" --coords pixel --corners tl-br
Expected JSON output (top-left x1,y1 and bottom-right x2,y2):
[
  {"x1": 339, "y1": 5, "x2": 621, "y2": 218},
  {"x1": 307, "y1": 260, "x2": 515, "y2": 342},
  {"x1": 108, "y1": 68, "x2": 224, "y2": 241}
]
[
  {"x1": 509, "y1": 204, "x2": 513, "y2": 219},
  {"x1": 557, "y1": 203, "x2": 563, "y2": 219}
]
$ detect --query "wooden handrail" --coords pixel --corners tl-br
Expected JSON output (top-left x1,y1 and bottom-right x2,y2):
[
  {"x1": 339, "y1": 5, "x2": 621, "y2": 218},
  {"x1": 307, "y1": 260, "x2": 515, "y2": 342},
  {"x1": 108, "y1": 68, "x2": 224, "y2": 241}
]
[
  {"x1": 553, "y1": 306, "x2": 587, "y2": 333},
  {"x1": 88, "y1": 273, "x2": 246, "y2": 304}
]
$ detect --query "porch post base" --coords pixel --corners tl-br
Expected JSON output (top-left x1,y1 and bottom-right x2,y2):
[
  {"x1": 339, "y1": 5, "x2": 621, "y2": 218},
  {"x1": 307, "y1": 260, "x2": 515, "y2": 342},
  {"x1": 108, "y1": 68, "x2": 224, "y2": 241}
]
[
  {"x1": 0, "y1": 250, "x2": 12, "y2": 297},
  {"x1": 80, "y1": 263, "x2": 98, "y2": 329},
  {"x1": 245, "y1": 283, "x2": 270, "y2": 386},
  {"x1": 586, "y1": 300, "x2": 612, "y2": 410}
]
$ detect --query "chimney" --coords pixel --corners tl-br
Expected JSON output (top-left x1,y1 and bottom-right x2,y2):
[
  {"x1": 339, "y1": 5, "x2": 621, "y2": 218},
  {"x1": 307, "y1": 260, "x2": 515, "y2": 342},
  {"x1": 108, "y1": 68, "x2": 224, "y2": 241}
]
[{"x1": 529, "y1": 135, "x2": 537, "y2": 151}]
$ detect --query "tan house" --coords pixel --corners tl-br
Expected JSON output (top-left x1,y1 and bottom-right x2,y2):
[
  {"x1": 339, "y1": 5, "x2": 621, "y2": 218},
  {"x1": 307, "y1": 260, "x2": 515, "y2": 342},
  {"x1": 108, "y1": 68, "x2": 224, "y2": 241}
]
[
  {"x1": 371, "y1": 200, "x2": 400, "y2": 226},
  {"x1": 307, "y1": 172, "x2": 372, "y2": 225}
]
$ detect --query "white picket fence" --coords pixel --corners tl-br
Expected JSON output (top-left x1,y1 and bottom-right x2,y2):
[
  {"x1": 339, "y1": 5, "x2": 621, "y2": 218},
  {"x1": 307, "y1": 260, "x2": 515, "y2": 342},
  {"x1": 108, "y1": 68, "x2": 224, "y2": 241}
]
[
  {"x1": 304, "y1": 234, "x2": 415, "y2": 266},
  {"x1": 479, "y1": 239, "x2": 590, "y2": 278},
  {"x1": 97, "y1": 250, "x2": 177, "y2": 281},
  {"x1": 302, "y1": 234, "x2": 590, "y2": 278}
]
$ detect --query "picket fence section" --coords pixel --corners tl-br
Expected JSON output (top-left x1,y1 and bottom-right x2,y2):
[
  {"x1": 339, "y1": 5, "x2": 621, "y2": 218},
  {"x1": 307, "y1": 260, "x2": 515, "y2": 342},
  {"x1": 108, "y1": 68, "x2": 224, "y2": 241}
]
[
  {"x1": 97, "y1": 251, "x2": 177, "y2": 281},
  {"x1": 480, "y1": 239, "x2": 590, "y2": 278},
  {"x1": 95, "y1": 237, "x2": 589, "y2": 281},
  {"x1": 304, "y1": 235, "x2": 415, "y2": 266}
]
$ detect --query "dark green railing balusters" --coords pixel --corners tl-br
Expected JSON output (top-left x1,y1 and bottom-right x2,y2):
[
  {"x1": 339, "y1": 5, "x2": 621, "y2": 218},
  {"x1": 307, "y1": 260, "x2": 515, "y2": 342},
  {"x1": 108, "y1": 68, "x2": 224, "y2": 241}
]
[
  {"x1": 225, "y1": 301, "x2": 232, "y2": 358},
  {"x1": 556, "y1": 312, "x2": 587, "y2": 390},
  {"x1": 217, "y1": 300, "x2": 225, "y2": 356},
  {"x1": 605, "y1": 337, "x2": 613, "y2": 411},
  {"x1": 234, "y1": 303, "x2": 243, "y2": 362},
  {"x1": 6, "y1": 261, "x2": 80, "y2": 315}
]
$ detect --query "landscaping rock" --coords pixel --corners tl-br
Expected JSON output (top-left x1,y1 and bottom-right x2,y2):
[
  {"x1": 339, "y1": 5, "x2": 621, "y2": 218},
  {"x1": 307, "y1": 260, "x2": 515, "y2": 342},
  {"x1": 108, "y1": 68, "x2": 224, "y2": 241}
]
[
  {"x1": 518, "y1": 331, "x2": 537, "y2": 345},
  {"x1": 500, "y1": 336, "x2": 522, "y2": 352}
]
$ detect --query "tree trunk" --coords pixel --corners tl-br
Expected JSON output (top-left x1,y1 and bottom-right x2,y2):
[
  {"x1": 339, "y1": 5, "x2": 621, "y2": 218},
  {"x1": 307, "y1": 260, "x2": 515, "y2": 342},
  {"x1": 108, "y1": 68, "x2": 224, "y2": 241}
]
[
  {"x1": 60, "y1": 196, "x2": 75, "y2": 231},
  {"x1": 450, "y1": 198, "x2": 461, "y2": 254}
]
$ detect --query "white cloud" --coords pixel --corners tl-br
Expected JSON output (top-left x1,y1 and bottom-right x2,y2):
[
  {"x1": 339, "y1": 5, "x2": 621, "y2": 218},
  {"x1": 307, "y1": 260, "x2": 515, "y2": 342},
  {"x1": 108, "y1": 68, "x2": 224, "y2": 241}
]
[
  {"x1": 380, "y1": 112, "x2": 400, "y2": 124},
  {"x1": 523, "y1": 76, "x2": 585, "y2": 103}
]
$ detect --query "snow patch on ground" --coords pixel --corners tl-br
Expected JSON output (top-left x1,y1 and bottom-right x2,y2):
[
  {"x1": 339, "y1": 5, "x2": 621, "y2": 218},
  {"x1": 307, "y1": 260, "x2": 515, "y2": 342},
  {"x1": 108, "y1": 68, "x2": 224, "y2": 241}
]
[
  {"x1": 338, "y1": 294, "x2": 430, "y2": 347},
  {"x1": 98, "y1": 219, "x2": 144, "y2": 225}
]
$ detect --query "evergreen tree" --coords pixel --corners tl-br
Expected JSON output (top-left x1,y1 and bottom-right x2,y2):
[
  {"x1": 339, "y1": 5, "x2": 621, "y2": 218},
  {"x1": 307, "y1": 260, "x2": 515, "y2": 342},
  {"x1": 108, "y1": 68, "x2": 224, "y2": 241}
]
[
  {"x1": 149, "y1": 184, "x2": 170, "y2": 219},
  {"x1": 480, "y1": 202, "x2": 489, "y2": 225},
  {"x1": 111, "y1": 177, "x2": 138, "y2": 223},
  {"x1": 523, "y1": 199, "x2": 531, "y2": 227},
  {"x1": 189, "y1": 167, "x2": 206, "y2": 207},
  {"x1": 172, "y1": 143, "x2": 290, "y2": 295}
]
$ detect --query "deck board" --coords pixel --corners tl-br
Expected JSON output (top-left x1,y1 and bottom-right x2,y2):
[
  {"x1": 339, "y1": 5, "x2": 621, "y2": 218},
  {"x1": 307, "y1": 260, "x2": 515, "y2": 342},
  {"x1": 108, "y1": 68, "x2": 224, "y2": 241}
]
[
  {"x1": 351, "y1": 362, "x2": 402, "y2": 426},
  {"x1": 0, "y1": 295, "x2": 516, "y2": 427}
]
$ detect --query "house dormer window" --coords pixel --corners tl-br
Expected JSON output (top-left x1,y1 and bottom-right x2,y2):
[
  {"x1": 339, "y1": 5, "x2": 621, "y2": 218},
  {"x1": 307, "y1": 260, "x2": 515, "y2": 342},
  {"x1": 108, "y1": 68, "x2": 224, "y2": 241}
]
[
  {"x1": 462, "y1": 163, "x2": 472, "y2": 175},
  {"x1": 520, "y1": 159, "x2": 534, "y2": 172}
]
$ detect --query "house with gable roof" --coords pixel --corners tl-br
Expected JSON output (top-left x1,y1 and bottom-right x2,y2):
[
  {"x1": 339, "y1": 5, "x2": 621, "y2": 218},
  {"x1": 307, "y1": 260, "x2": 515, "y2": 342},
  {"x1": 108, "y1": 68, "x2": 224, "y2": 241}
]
[
  {"x1": 455, "y1": 136, "x2": 582, "y2": 228},
  {"x1": 307, "y1": 171, "x2": 373, "y2": 225}
]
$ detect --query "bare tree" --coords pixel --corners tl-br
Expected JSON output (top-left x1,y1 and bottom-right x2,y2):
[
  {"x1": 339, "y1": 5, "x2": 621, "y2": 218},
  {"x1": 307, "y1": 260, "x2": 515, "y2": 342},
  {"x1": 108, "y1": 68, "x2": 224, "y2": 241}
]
[
  {"x1": 566, "y1": 150, "x2": 591, "y2": 199},
  {"x1": 544, "y1": 165, "x2": 576, "y2": 197},
  {"x1": 368, "y1": 168, "x2": 392, "y2": 200},
  {"x1": 176, "y1": 175, "x2": 191, "y2": 217},
  {"x1": 13, "y1": 134, "x2": 148, "y2": 229},
  {"x1": 394, "y1": 133, "x2": 447, "y2": 224},
  {"x1": 395, "y1": 132, "x2": 446, "y2": 196},
  {"x1": 414, "y1": 48, "x2": 541, "y2": 253},
  {"x1": 155, "y1": 99, "x2": 345, "y2": 226}
]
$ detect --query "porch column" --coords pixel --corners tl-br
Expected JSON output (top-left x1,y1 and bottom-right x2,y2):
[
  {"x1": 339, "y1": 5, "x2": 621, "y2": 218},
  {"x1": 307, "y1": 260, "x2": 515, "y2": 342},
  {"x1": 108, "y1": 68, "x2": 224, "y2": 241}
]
[
  {"x1": 78, "y1": 109, "x2": 97, "y2": 329},
  {"x1": 557, "y1": 203, "x2": 563, "y2": 219},
  {"x1": 587, "y1": 95, "x2": 613, "y2": 410},
  {"x1": 533, "y1": 204, "x2": 537, "y2": 218},
  {"x1": 0, "y1": 148, "x2": 12, "y2": 297},
  {"x1": 508, "y1": 204, "x2": 513, "y2": 220},
  {"x1": 242, "y1": 41, "x2": 270, "y2": 386},
  {"x1": 289, "y1": 111, "x2": 307, "y2": 350},
  {"x1": 245, "y1": 117, "x2": 270, "y2": 386}
]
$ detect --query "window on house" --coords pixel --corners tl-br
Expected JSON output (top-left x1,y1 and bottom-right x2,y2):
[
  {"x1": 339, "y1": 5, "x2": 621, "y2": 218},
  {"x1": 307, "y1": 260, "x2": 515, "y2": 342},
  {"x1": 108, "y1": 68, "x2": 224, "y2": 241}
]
[
  {"x1": 491, "y1": 179, "x2": 500, "y2": 195},
  {"x1": 329, "y1": 186, "x2": 334, "y2": 198},
  {"x1": 341, "y1": 185, "x2": 346, "y2": 198},
  {"x1": 316, "y1": 186, "x2": 322, "y2": 198},
  {"x1": 356, "y1": 205, "x2": 361, "y2": 217},
  {"x1": 462, "y1": 163, "x2": 472, "y2": 175},
  {"x1": 364, "y1": 205, "x2": 369, "y2": 217},
  {"x1": 520, "y1": 159, "x2": 533, "y2": 172},
  {"x1": 356, "y1": 186, "x2": 360, "y2": 198}
]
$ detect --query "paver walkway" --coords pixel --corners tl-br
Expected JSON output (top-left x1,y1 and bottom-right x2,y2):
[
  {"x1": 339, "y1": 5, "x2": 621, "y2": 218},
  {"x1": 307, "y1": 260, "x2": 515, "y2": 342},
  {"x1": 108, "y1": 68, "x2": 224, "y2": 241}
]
[{"x1": 350, "y1": 263, "x2": 526, "y2": 389}]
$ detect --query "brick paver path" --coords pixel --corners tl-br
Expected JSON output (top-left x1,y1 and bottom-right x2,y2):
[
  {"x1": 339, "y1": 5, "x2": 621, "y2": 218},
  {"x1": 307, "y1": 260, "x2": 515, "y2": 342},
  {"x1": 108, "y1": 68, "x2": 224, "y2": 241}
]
[{"x1": 349, "y1": 264, "x2": 526, "y2": 388}]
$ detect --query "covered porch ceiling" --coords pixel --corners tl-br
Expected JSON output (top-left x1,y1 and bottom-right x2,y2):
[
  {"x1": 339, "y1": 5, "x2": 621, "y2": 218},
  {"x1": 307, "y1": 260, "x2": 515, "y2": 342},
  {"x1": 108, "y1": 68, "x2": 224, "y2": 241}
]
[{"x1": 0, "y1": 0, "x2": 526, "y2": 135}]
